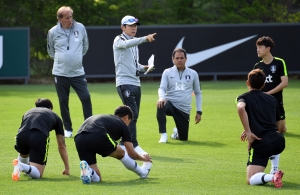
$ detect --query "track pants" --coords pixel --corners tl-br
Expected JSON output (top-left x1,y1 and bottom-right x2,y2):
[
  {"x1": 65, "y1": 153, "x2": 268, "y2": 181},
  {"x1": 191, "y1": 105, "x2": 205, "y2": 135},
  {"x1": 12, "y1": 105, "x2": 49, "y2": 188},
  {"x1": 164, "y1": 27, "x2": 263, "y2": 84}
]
[{"x1": 54, "y1": 75, "x2": 92, "y2": 131}]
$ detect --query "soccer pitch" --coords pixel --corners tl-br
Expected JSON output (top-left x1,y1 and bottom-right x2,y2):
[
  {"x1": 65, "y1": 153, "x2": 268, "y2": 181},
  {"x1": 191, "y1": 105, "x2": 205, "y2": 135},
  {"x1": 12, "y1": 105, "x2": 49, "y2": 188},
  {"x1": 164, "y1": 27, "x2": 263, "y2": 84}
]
[{"x1": 0, "y1": 80, "x2": 299, "y2": 194}]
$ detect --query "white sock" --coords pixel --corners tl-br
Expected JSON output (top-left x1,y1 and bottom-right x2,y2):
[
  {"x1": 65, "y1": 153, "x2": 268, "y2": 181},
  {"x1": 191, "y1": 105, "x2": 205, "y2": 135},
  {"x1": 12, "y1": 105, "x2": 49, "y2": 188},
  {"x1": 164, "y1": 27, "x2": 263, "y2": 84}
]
[
  {"x1": 249, "y1": 172, "x2": 273, "y2": 185},
  {"x1": 20, "y1": 163, "x2": 40, "y2": 179},
  {"x1": 90, "y1": 168, "x2": 100, "y2": 182},
  {"x1": 18, "y1": 154, "x2": 29, "y2": 164},
  {"x1": 270, "y1": 154, "x2": 280, "y2": 173},
  {"x1": 120, "y1": 152, "x2": 146, "y2": 176}
]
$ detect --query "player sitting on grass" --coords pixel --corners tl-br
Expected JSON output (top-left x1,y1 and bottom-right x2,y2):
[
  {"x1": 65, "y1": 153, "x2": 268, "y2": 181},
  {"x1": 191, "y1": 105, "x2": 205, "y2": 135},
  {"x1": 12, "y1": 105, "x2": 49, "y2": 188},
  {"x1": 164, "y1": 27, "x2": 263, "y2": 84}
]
[
  {"x1": 12, "y1": 98, "x2": 70, "y2": 181},
  {"x1": 74, "y1": 105, "x2": 152, "y2": 184},
  {"x1": 236, "y1": 69, "x2": 285, "y2": 188}
]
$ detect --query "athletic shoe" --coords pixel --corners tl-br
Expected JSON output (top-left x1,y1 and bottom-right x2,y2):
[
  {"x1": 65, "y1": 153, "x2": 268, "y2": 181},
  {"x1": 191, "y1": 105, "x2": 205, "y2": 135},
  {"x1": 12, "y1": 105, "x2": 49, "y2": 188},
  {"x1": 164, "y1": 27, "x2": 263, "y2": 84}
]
[
  {"x1": 134, "y1": 146, "x2": 148, "y2": 155},
  {"x1": 80, "y1": 160, "x2": 91, "y2": 184},
  {"x1": 12, "y1": 159, "x2": 21, "y2": 181},
  {"x1": 64, "y1": 130, "x2": 72, "y2": 138},
  {"x1": 272, "y1": 170, "x2": 284, "y2": 188},
  {"x1": 140, "y1": 162, "x2": 152, "y2": 179},
  {"x1": 159, "y1": 133, "x2": 168, "y2": 143},
  {"x1": 170, "y1": 128, "x2": 178, "y2": 139}
]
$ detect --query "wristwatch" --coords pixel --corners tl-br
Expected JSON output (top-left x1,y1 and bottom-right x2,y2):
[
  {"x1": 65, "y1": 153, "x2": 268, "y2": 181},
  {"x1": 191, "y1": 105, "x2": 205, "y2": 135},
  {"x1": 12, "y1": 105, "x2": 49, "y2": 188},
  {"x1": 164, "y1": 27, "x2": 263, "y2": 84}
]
[{"x1": 197, "y1": 111, "x2": 202, "y2": 115}]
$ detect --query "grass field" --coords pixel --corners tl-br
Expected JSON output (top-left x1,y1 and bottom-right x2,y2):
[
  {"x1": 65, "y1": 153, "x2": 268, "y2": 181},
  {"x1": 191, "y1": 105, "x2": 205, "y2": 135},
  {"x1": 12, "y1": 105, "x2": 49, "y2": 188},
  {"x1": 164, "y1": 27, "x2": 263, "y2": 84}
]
[{"x1": 0, "y1": 80, "x2": 299, "y2": 195}]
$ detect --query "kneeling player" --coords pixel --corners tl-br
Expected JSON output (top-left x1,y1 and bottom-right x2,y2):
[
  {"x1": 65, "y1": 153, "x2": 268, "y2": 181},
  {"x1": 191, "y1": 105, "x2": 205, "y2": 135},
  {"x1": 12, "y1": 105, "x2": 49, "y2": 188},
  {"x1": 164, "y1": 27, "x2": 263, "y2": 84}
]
[
  {"x1": 236, "y1": 69, "x2": 285, "y2": 188},
  {"x1": 74, "y1": 105, "x2": 152, "y2": 184}
]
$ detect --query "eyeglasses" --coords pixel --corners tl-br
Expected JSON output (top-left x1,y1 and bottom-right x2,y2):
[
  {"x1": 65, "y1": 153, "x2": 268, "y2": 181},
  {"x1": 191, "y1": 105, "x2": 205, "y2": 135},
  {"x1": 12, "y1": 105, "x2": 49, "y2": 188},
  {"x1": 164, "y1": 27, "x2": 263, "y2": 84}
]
[{"x1": 123, "y1": 18, "x2": 138, "y2": 24}]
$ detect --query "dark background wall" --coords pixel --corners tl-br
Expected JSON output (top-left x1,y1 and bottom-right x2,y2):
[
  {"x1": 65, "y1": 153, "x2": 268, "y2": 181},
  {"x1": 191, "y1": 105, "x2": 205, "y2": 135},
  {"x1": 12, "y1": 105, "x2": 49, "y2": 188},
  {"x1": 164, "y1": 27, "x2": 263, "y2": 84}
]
[{"x1": 84, "y1": 23, "x2": 300, "y2": 79}]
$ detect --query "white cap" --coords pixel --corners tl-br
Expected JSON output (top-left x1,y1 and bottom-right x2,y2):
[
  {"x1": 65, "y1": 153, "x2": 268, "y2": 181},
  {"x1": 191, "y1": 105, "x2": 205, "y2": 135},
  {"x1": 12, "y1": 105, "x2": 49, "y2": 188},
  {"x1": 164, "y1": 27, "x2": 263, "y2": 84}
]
[{"x1": 121, "y1": 15, "x2": 140, "y2": 25}]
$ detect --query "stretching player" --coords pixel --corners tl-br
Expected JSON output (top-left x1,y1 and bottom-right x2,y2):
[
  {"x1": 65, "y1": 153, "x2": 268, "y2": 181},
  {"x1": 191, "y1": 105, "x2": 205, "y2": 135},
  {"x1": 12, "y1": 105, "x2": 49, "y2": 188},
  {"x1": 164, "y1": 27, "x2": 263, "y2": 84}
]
[{"x1": 236, "y1": 69, "x2": 285, "y2": 188}]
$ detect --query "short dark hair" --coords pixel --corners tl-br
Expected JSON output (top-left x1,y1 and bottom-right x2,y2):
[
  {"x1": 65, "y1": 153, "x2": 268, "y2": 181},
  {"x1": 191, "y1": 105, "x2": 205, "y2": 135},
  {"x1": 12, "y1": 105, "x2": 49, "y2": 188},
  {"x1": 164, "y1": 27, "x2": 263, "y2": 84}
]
[
  {"x1": 172, "y1": 48, "x2": 187, "y2": 58},
  {"x1": 114, "y1": 105, "x2": 134, "y2": 120},
  {"x1": 35, "y1": 98, "x2": 53, "y2": 109},
  {"x1": 248, "y1": 69, "x2": 266, "y2": 89},
  {"x1": 256, "y1": 36, "x2": 275, "y2": 51}
]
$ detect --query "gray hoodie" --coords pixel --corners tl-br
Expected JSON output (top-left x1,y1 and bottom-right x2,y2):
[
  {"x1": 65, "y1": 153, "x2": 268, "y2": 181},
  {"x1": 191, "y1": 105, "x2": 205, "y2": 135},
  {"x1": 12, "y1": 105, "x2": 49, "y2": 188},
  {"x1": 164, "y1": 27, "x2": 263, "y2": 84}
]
[
  {"x1": 158, "y1": 65, "x2": 202, "y2": 114},
  {"x1": 113, "y1": 33, "x2": 147, "y2": 87},
  {"x1": 47, "y1": 20, "x2": 89, "y2": 77}
]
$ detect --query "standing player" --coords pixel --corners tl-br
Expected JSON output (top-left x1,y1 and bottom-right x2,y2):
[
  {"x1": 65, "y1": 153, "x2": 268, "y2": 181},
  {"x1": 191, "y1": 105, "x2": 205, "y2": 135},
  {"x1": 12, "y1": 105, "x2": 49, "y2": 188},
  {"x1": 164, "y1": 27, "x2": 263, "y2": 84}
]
[
  {"x1": 47, "y1": 6, "x2": 92, "y2": 138},
  {"x1": 113, "y1": 15, "x2": 156, "y2": 154},
  {"x1": 253, "y1": 36, "x2": 288, "y2": 174},
  {"x1": 12, "y1": 98, "x2": 70, "y2": 181},
  {"x1": 74, "y1": 105, "x2": 152, "y2": 184},
  {"x1": 157, "y1": 48, "x2": 202, "y2": 142},
  {"x1": 236, "y1": 69, "x2": 285, "y2": 188}
]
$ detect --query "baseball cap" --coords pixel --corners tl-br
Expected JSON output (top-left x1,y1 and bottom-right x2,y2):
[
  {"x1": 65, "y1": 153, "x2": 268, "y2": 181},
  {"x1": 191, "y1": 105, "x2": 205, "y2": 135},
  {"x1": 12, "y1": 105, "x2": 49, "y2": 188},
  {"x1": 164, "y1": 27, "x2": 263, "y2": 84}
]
[{"x1": 121, "y1": 15, "x2": 140, "y2": 26}]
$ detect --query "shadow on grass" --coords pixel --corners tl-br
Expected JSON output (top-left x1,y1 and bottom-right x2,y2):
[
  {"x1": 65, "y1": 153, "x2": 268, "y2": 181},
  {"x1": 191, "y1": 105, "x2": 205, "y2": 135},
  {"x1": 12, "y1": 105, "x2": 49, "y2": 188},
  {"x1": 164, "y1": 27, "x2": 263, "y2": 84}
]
[
  {"x1": 283, "y1": 132, "x2": 300, "y2": 139},
  {"x1": 18, "y1": 175, "x2": 159, "y2": 186},
  {"x1": 94, "y1": 177, "x2": 159, "y2": 186},
  {"x1": 18, "y1": 174, "x2": 80, "y2": 182},
  {"x1": 150, "y1": 155, "x2": 187, "y2": 163},
  {"x1": 168, "y1": 140, "x2": 226, "y2": 147},
  {"x1": 257, "y1": 181, "x2": 300, "y2": 190}
]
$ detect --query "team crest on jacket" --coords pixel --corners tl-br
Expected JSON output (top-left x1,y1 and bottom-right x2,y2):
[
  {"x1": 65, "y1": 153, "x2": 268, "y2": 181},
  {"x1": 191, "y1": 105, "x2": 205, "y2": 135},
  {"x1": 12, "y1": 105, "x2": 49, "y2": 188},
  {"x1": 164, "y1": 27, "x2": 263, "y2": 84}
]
[
  {"x1": 185, "y1": 75, "x2": 191, "y2": 82},
  {"x1": 124, "y1": 90, "x2": 130, "y2": 97},
  {"x1": 270, "y1": 65, "x2": 276, "y2": 73}
]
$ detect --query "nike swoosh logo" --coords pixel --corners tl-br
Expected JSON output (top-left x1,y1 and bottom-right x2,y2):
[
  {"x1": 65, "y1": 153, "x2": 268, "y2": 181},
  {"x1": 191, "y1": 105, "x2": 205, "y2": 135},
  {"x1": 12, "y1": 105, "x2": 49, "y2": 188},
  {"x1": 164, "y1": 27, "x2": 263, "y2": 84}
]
[
  {"x1": 0, "y1": 36, "x2": 3, "y2": 69},
  {"x1": 175, "y1": 35, "x2": 257, "y2": 67}
]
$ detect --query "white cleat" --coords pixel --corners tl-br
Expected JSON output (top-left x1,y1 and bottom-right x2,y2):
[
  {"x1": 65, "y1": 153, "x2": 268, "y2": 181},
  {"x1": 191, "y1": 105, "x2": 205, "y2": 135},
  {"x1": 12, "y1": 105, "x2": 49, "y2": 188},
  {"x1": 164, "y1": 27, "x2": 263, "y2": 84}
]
[
  {"x1": 80, "y1": 160, "x2": 91, "y2": 184},
  {"x1": 64, "y1": 130, "x2": 72, "y2": 138},
  {"x1": 170, "y1": 128, "x2": 178, "y2": 139},
  {"x1": 159, "y1": 133, "x2": 168, "y2": 143},
  {"x1": 140, "y1": 162, "x2": 152, "y2": 179}
]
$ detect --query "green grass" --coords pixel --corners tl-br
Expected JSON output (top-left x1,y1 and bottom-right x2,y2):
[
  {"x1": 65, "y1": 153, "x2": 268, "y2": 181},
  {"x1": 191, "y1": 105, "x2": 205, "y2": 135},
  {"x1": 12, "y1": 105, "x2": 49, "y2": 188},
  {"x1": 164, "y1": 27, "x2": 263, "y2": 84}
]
[{"x1": 0, "y1": 80, "x2": 300, "y2": 195}]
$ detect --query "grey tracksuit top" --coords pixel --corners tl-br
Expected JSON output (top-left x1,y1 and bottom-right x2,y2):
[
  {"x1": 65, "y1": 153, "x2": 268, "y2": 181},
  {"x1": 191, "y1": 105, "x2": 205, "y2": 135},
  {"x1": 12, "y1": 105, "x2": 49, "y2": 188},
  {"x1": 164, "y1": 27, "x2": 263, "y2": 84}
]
[
  {"x1": 47, "y1": 20, "x2": 89, "y2": 77},
  {"x1": 158, "y1": 65, "x2": 202, "y2": 114},
  {"x1": 113, "y1": 33, "x2": 148, "y2": 87}
]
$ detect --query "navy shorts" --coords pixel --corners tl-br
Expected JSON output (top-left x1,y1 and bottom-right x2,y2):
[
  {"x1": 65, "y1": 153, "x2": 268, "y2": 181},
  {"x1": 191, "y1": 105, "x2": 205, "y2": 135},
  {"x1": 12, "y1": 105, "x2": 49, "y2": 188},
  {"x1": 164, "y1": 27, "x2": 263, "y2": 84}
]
[
  {"x1": 247, "y1": 136, "x2": 285, "y2": 167},
  {"x1": 15, "y1": 129, "x2": 50, "y2": 165},
  {"x1": 74, "y1": 132, "x2": 117, "y2": 165}
]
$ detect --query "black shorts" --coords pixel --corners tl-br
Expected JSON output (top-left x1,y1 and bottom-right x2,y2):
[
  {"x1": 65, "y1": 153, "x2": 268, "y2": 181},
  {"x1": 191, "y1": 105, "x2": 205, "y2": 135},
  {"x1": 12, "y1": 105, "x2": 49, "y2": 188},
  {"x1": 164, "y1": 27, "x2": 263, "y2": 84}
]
[
  {"x1": 278, "y1": 101, "x2": 285, "y2": 120},
  {"x1": 15, "y1": 129, "x2": 50, "y2": 165},
  {"x1": 247, "y1": 136, "x2": 285, "y2": 167},
  {"x1": 74, "y1": 132, "x2": 117, "y2": 165}
]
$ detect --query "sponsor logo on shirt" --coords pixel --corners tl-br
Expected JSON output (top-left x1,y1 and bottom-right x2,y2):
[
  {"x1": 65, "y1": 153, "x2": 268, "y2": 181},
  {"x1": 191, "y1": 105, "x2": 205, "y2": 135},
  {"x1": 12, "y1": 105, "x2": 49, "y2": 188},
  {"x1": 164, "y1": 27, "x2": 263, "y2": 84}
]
[
  {"x1": 265, "y1": 75, "x2": 273, "y2": 83},
  {"x1": 175, "y1": 82, "x2": 185, "y2": 90}
]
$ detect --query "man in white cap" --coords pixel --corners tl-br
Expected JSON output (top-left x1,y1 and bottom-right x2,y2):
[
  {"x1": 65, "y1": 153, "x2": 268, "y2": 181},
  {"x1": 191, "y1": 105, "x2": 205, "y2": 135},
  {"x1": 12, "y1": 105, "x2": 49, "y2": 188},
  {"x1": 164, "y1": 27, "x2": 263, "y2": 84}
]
[{"x1": 113, "y1": 15, "x2": 156, "y2": 155}]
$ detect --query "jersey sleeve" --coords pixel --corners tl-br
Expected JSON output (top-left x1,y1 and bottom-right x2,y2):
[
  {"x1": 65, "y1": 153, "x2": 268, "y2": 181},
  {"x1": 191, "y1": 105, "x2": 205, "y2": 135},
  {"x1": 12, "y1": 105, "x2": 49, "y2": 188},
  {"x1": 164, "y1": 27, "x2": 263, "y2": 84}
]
[
  {"x1": 121, "y1": 124, "x2": 132, "y2": 142},
  {"x1": 53, "y1": 114, "x2": 64, "y2": 136},
  {"x1": 236, "y1": 94, "x2": 246, "y2": 105},
  {"x1": 277, "y1": 58, "x2": 288, "y2": 77}
]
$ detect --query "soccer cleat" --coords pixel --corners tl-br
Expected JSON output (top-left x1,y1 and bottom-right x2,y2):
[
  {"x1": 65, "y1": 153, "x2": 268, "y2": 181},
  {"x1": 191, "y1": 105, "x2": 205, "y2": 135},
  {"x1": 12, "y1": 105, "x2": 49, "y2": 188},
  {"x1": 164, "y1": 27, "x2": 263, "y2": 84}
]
[
  {"x1": 12, "y1": 159, "x2": 21, "y2": 181},
  {"x1": 64, "y1": 130, "x2": 72, "y2": 138},
  {"x1": 272, "y1": 170, "x2": 284, "y2": 188},
  {"x1": 140, "y1": 162, "x2": 152, "y2": 179},
  {"x1": 80, "y1": 160, "x2": 91, "y2": 184},
  {"x1": 134, "y1": 146, "x2": 148, "y2": 155},
  {"x1": 159, "y1": 133, "x2": 168, "y2": 143},
  {"x1": 170, "y1": 128, "x2": 178, "y2": 139}
]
